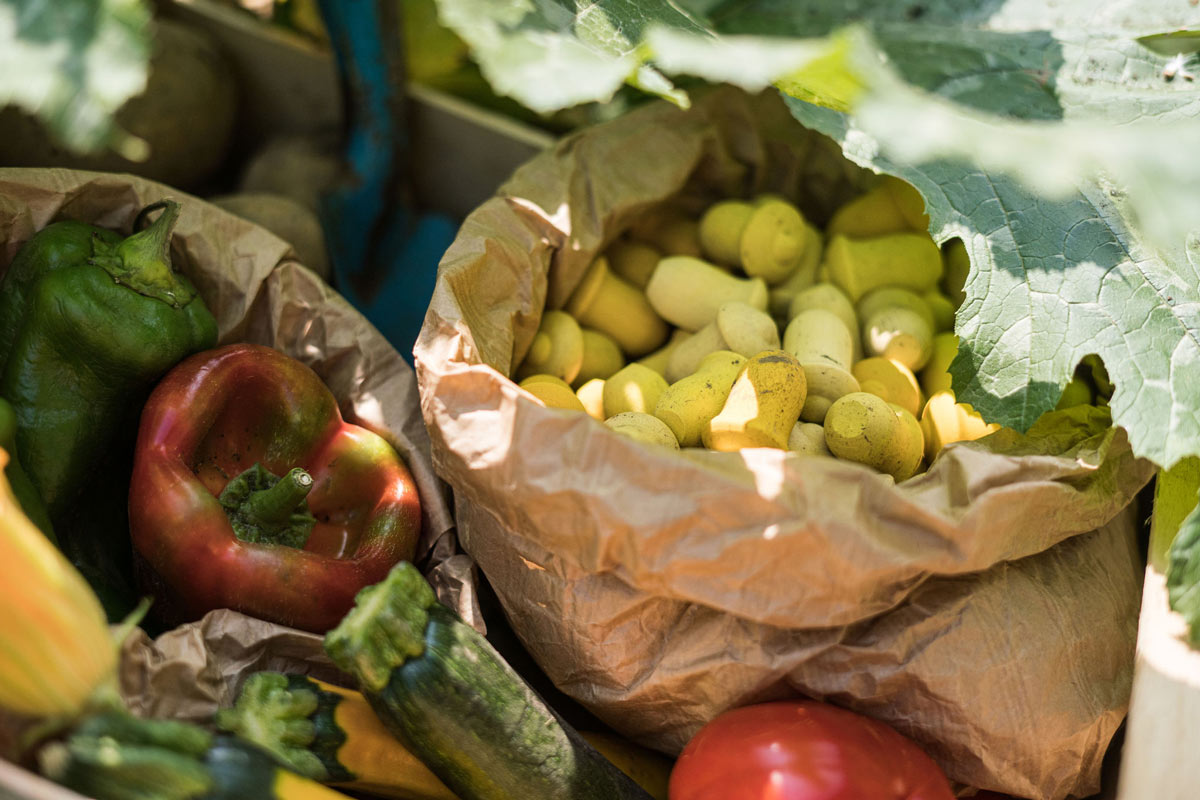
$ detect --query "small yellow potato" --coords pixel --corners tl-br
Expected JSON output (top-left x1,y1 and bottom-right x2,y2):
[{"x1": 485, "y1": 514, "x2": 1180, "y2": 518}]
[
  {"x1": 823, "y1": 233, "x2": 943, "y2": 302},
  {"x1": 856, "y1": 287, "x2": 934, "y2": 331},
  {"x1": 824, "y1": 392, "x2": 924, "y2": 480},
  {"x1": 715, "y1": 301, "x2": 781, "y2": 358},
  {"x1": 767, "y1": 222, "x2": 824, "y2": 318},
  {"x1": 852, "y1": 357, "x2": 922, "y2": 418},
  {"x1": 514, "y1": 310, "x2": 584, "y2": 383},
  {"x1": 566, "y1": 256, "x2": 669, "y2": 356},
  {"x1": 655, "y1": 350, "x2": 747, "y2": 446},
  {"x1": 605, "y1": 412, "x2": 681, "y2": 450},
  {"x1": 698, "y1": 200, "x2": 754, "y2": 266},
  {"x1": 643, "y1": 216, "x2": 703, "y2": 258},
  {"x1": 862, "y1": 306, "x2": 934, "y2": 371},
  {"x1": 699, "y1": 196, "x2": 812, "y2": 284},
  {"x1": 826, "y1": 176, "x2": 929, "y2": 238},
  {"x1": 787, "y1": 282, "x2": 860, "y2": 361},
  {"x1": 884, "y1": 176, "x2": 930, "y2": 232},
  {"x1": 637, "y1": 329, "x2": 690, "y2": 377},
  {"x1": 605, "y1": 239, "x2": 663, "y2": 289},
  {"x1": 666, "y1": 323, "x2": 728, "y2": 384},
  {"x1": 783, "y1": 309, "x2": 860, "y2": 423},
  {"x1": 576, "y1": 378, "x2": 607, "y2": 420},
  {"x1": 889, "y1": 403, "x2": 925, "y2": 482},
  {"x1": 923, "y1": 290, "x2": 956, "y2": 333},
  {"x1": 740, "y1": 198, "x2": 809, "y2": 284},
  {"x1": 603, "y1": 363, "x2": 670, "y2": 418},
  {"x1": 519, "y1": 374, "x2": 587, "y2": 412},
  {"x1": 666, "y1": 301, "x2": 778, "y2": 384},
  {"x1": 574, "y1": 329, "x2": 625, "y2": 387},
  {"x1": 705, "y1": 350, "x2": 808, "y2": 451},
  {"x1": 920, "y1": 332, "x2": 959, "y2": 397},
  {"x1": 645, "y1": 255, "x2": 769, "y2": 332},
  {"x1": 826, "y1": 183, "x2": 911, "y2": 239},
  {"x1": 919, "y1": 391, "x2": 999, "y2": 462},
  {"x1": 788, "y1": 421, "x2": 831, "y2": 456}
]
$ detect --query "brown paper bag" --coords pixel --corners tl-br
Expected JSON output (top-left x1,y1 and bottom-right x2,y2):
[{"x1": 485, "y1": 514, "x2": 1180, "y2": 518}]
[
  {"x1": 0, "y1": 167, "x2": 474, "y2": 719},
  {"x1": 413, "y1": 88, "x2": 1154, "y2": 799}
]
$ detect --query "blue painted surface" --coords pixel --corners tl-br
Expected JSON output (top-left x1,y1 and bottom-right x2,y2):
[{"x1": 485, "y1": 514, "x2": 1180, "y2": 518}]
[{"x1": 316, "y1": 0, "x2": 456, "y2": 363}]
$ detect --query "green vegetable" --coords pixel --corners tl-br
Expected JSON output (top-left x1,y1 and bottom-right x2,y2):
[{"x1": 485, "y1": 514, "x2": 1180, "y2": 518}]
[
  {"x1": 0, "y1": 200, "x2": 218, "y2": 618},
  {"x1": 40, "y1": 710, "x2": 352, "y2": 800},
  {"x1": 324, "y1": 562, "x2": 654, "y2": 800},
  {"x1": 0, "y1": 396, "x2": 54, "y2": 542}
]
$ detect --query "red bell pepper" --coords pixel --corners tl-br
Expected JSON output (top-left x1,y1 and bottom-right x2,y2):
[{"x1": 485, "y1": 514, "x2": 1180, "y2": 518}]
[{"x1": 129, "y1": 343, "x2": 422, "y2": 633}]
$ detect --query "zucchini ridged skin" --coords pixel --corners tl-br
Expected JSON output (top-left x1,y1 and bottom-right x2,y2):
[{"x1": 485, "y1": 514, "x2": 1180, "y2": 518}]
[{"x1": 366, "y1": 604, "x2": 654, "y2": 800}]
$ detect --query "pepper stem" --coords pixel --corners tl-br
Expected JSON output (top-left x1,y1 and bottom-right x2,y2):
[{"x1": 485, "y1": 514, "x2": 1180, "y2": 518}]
[
  {"x1": 245, "y1": 468, "x2": 314, "y2": 525},
  {"x1": 219, "y1": 464, "x2": 317, "y2": 549},
  {"x1": 89, "y1": 200, "x2": 197, "y2": 308}
]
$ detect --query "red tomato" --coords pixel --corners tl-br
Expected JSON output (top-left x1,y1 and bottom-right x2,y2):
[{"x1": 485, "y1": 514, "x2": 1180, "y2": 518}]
[{"x1": 669, "y1": 700, "x2": 955, "y2": 800}]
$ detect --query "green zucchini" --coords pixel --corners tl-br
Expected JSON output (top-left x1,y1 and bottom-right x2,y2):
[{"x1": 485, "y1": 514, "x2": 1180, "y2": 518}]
[
  {"x1": 324, "y1": 562, "x2": 655, "y2": 800},
  {"x1": 39, "y1": 710, "x2": 351, "y2": 800}
]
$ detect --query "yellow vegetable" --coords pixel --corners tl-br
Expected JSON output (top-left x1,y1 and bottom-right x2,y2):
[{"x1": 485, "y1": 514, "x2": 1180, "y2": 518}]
[
  {"x1": 567, "y1": 256, "x2": 668, "y2": 356},
  {"x1": 919, "y1": 391, "x2": 999, "y2": 461},
  {"x1": 852, "y1": 357, "x2": 923, "y2": 418},
  {"x1": 605, "y1": 239, "x2": 662, "y2": 289},
  {"x1": 645, "y1": 256, "x2": 769, "y2": 332},
  {"x1": 767, "y1": 222, "x2": 824, "y2": 318},
  {"x1": 575, "y1": 329, "x2": 625, "y2": 387},
  {"x1": 519, "y1": 375, "x2": 587, "y2": 412},
  {"x1": 782, "y1": 309, "x2": 860, "y2": 423},
  {"x1": 576, "y1": 378, "x2": 607, "y2": 420},
  {"x1": 0, "y1": 450, "x2": 118, "y2": 717},
  {"x1": 636, "y1": 329, "x2": 690, "y2": 377},
  {"x1": 822, "y1": 233, "x2": 943, "y2": 302},
  {"x1": 856, "y1": 287, "x2": 934, "y2": 331},
  {"x1": 788, "y1": 421, "x2": 831, "y2": 456},
  {"x1": 920, "y1": 332, "x2": 959, "y2": 397},
  {"x1": 654, "y1": 351, "x2": 747, "y2": 446},
  {"x1": 705, "y1": 350, "x2": 807, "y2": 451},
  {"x1": 826, "y1": 176, "x2": 929, "y2": 238},
  {"x1": 605, "y1": 412, "x2": 680, "y2": 449},
  {"x1": 666, "y1": 301, "x2": 779, "y2": 383},
  {"x1": 603, "y1": 363, "x2": 669, "y2": 417},
  {"x1": 698, "y1": 197, "x2": 812, "y2": 284},
  {"x1": 824, "y1": 392, "x2": 924, "y2": 480},
  {"x1": 786, "y1": 282, "x2": 860, "y2": 361},
  {"x1": 862, "y1": 306, "x2": 934, "y2": 371},
  {"x1": 923, "y1": 290, "x2": 956, "y2": 333},
  {"x1": 515, "y1": 310, "x2": 584, "y2": 383}
]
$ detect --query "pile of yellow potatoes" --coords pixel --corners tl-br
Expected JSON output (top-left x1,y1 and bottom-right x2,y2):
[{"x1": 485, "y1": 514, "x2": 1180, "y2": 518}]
[{"x1": 515, "y1": 177, "x2": 999, "y2": 481}]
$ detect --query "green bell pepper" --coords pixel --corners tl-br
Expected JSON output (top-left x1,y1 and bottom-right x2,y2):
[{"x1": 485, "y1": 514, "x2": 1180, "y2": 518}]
[{"x1": 0, "y1": 200, "x2": 218, "y2": 619}]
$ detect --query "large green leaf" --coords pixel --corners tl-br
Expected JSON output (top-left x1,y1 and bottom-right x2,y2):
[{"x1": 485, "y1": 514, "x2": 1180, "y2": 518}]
[{"x1": 0, "y1": 0, "x2": 151, "y2": 155}]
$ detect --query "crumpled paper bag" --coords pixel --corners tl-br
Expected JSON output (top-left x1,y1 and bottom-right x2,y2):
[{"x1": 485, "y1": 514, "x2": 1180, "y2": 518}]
[
  {"x1": 0, "y1": 167, "x2": 473, "y2": 714},
  {"x1": 413, "y1": 88, "x2": 1154, "y2": 799}
]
